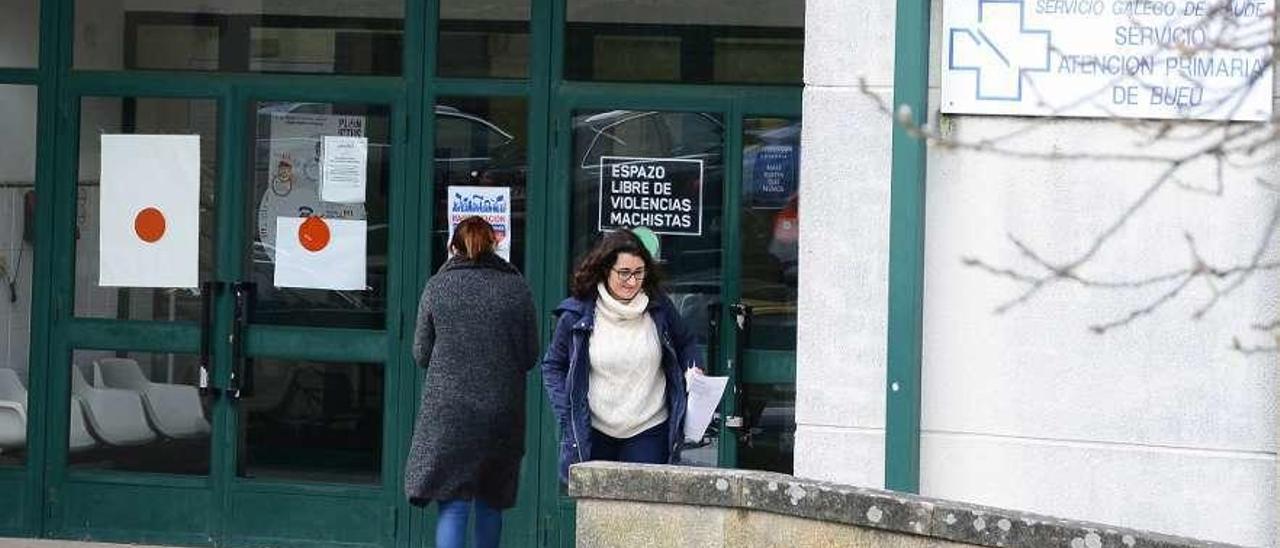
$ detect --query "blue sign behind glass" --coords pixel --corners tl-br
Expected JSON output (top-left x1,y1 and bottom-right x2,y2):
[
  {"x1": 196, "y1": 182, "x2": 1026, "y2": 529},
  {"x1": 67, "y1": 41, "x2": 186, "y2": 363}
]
[{"x1": 750, "y1": 144, "x2": 796, "y2": 207}]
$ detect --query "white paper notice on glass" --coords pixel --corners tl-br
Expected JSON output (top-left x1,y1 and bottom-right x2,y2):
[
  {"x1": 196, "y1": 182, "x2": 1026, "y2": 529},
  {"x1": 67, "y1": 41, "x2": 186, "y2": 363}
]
[
  {"x1": 320, "y1": 136, "x2": 367, "y2": 204},
  {"x1": 446, "y1": 186, "x2": 513, "y2": 261},
  {"x1": 99, "y1": 134, "x2": 201, "y2": 288},
  {"x1": 273, "y1": 216, "x2": 367, "y2": 290},
  {"x1": 683, "y1": 372, "x2": 729, "y2": 443}
]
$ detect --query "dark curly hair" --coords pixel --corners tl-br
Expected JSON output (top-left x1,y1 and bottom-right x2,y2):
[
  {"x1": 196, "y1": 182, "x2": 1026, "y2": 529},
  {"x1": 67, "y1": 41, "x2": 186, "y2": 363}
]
[{"x1": 570, "y1": 230, "x2": 663, "y2": 300}]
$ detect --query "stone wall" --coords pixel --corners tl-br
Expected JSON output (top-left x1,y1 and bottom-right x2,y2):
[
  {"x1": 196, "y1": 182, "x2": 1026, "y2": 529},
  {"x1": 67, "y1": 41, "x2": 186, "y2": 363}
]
[{"x1": 570, "y1": 462, "x2": 1239, "y2": 548}]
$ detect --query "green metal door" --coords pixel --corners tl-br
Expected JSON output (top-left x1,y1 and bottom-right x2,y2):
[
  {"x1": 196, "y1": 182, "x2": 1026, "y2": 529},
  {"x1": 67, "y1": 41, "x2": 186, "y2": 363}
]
[
  {"x1": 540, "y1": 84, "x2": 800, "y2": 545},
  {"x1": 40, "y1": 76, "x2": 412, "y2": 547},
  {"x1": 218, "y1": 85, "x2": 408, "y2": 548}
]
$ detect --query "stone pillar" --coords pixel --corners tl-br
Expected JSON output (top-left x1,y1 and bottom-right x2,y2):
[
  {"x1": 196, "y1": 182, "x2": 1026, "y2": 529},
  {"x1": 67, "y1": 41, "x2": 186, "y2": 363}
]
[{"x1": 795, "y1": 0, "x2": 897, "y2": 488}]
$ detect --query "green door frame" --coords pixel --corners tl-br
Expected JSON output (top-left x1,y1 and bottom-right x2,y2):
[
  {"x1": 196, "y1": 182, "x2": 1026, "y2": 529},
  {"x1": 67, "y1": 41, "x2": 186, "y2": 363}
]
[
  {"x1": 885, "y1": 0, "x2": 931, "y2": 494},
  {"x1": 0, "y1": 0, "x2": 65, "y2": 538}
]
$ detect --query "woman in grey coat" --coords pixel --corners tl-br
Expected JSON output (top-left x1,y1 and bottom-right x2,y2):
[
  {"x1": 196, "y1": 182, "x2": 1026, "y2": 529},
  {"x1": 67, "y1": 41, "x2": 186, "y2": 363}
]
[{"x1": 404, "y1": 216, "x2": 538, "y2": 548}]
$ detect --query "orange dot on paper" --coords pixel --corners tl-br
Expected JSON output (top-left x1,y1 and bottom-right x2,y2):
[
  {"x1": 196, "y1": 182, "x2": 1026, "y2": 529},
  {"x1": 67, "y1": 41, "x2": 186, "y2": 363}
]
[
  {"x1": 298, "y1": 216, "x2": 331, "y2": 252},
  {"x1": 134, "y1": 207, "x2": 167, "y2": 243}
]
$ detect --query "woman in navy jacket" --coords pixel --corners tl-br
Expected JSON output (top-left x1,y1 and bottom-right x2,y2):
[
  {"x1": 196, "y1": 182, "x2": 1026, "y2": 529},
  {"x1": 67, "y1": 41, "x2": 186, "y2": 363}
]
[{"x1": 541, "y1": 230, "x2": 702, "y2": 483}]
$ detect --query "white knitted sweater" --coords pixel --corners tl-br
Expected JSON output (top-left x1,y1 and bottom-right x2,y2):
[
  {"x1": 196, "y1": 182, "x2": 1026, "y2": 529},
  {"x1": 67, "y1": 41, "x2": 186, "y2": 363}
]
[{"x1": 587, "y1": 284, "x2": 668, "y2": 438}]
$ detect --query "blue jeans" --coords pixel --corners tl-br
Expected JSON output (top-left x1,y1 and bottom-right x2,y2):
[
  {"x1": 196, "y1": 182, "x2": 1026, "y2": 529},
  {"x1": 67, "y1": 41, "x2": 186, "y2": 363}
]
[
  {"x1": 589, "y1": 421, "x2": 670, "y2": 464},
  {"x1": 436, "y1": 498, "x2": 502, "y2": 548}
]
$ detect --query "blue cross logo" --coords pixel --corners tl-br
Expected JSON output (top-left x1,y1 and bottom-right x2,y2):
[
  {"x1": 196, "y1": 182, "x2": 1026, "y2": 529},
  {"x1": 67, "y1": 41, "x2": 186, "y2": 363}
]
[{"x1": 948, "y1": 0, "x2": 1052, "y2": 102}]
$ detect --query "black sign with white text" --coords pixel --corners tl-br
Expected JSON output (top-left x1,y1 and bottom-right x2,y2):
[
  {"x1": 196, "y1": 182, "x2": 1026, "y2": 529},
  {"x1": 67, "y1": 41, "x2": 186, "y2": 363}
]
[{"x1": 597, "y1": 156, "x2": 704, "y2": 236}]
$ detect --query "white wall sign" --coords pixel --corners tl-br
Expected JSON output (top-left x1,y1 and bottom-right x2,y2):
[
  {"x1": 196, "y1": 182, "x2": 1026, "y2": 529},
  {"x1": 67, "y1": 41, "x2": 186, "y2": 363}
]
[
  {"x1": 597, "y1": 156, "x2": 704, "y2": 236},
  {"x1": 941, "y1": 0, "x2": 1274, "y2": 121},
  {"x1": 446, "y1": 186, "x2": 513, "y2": 261},
  {"x1": 99, "y1": 135, "x2": 200, "y2": 288},
  {"x1": 320, "y1": 135, "x2": 367, "y2": 204},
  {"x1": 272, "y1": 217, "x2": 367, "y2": 290}
]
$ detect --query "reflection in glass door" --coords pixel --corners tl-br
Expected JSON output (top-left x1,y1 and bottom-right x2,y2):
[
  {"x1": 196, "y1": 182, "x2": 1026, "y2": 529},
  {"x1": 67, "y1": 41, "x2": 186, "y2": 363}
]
[
  {"x1": 735, "y1": 117, "x2": 800, "y2": 474},
  {"x1": 563, "y1": 108, "x2": 799, "y2": 474},
  {"x1": 571, "y1": 109, "x2": 725, "y2": 341},
  {"x1": 237, "y1": 101, "x2": 392, "y2": 485},
  {"x1": 50, "y1": 93, "x2": 224, "y2": 543},
  {"x1": 73, "y1": 97, "x2": 219, "y2": 324},
  {"x1": 247, "y1": 102, "x2": 391, "y2": 330},
  {"x1": 0, "y1": 85, "x2": 39, "y2": 534},
  {"x1": 68, "y1": 96, "x2": 219, "y2": 476},
  {"x1": 432, "y1": 97, "x2": 529, "y2": 270},
  {"x1": 236, "y1": 358, "x2": 384, "y2": 484},
  {"x1": 569, "y1": 108, "x2": 726, "y2": 466}
]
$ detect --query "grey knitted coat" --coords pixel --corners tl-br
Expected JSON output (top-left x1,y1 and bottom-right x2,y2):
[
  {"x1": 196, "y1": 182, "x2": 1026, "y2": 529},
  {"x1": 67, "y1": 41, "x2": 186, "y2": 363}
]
[{"x1": 404, "y1": 253, "x2": 538, "y2": 509}]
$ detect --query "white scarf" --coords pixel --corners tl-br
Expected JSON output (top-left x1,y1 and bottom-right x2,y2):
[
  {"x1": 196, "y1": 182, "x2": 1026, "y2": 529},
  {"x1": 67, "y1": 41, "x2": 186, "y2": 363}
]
[{"x1": 595, "y1": 282, "x2": 650, "y2": 322}]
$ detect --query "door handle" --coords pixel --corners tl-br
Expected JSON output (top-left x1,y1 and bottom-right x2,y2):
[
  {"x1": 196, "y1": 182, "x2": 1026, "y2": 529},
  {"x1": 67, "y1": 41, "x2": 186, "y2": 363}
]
[
  {"x1": 730, "y1": 302, "x2": 753, "y2": 335},
  {"x1": 727, "y1": 303, "x2": 754, "y2": 439},
  {"x1": 229, "y1": 281, "x2": 257, "y2": 400},
  {"x1": 198, "y1": 281, "x2": 225, "y2": 397},
  {"x1": 710, "y1": 301, "x2": 748, "y2": 434},
  {"x1": 705, "y1": 301, "x2": 720, "y2": 375}
]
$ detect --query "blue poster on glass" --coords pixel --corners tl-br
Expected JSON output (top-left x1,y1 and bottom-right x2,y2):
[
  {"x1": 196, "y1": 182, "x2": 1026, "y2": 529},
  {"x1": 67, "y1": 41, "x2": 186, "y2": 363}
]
[{"x1": 750, "y1": 144, "x2": 797, "y2": 207}]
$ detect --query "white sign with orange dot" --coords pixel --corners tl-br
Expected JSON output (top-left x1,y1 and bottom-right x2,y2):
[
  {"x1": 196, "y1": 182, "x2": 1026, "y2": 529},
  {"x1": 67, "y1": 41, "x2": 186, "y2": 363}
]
[
  {"x1": 99, "y1": 134, "x2": 200, "y2": 288},
  {"x1": 272, "y1": 216, "x2": 367, "y2": 290}
]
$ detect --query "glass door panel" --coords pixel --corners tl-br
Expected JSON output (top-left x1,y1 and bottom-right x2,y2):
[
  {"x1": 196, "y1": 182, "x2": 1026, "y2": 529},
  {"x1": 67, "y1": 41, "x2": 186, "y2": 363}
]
[
  {"x1": 564, "y1": 0, "x2": 804, "y2": 84},
  {"x1": 0, "y1": 0, "x2": 38, "y2": 68},
  {"x1": 438, "y1": 0, "x2": 530, "y2": 78},
  {"x1": 50, "y1": 92, "x2": 224, "y2": 542},
  {"x1": 432, "y1": 97, "x2": 529, "y2": 269},
  {"x1": 569, "y1": 108, "x2": 725, "y2": 466},
  {"x1": 246, "y1": 101, "x2": 391, "y2": 329},
  {"x1": 77, "y1": 1, "x2": 406, "y2": 74},
  {"x1": 0, "y1": 84, "x2": 38, "y2": 468},
  {"x1": 73, "y1": 97, "x2": 219, "y2": 322},
  {"x1": 67, "y1": 349, "x2": 211, "y2": 475},
  {"x1": 571, "y1": 109, "x2": 724, "y2": 341},
  {"x1": 239, "y1": 98, "x2": 396, "y2": 489},
  {"x1": 237, "y1": 358, "x2": 383, "y2": 484},
  {"x1": 734, "y1": 116, "x2": 799, "y2": 474}
]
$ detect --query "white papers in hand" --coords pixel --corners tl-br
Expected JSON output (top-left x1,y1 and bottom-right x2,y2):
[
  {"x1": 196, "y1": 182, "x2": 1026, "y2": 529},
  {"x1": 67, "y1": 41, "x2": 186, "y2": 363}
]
[{"x1": 683, "y1": 373, "x2": 729, "y2": 443}]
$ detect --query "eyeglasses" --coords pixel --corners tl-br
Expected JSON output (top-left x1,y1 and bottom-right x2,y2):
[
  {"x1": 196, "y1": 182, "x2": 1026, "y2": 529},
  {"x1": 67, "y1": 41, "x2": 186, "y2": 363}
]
[{"x1": 611, "y1": 268, "x2": 647, "y2": 282}]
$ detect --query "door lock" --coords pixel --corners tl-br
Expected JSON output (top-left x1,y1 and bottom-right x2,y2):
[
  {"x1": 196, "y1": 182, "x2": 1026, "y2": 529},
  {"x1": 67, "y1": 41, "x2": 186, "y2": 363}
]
[
  {"x1": 730, "y1": 302, "x2": 753, "y2": 332},
  {"x1": 198, "y1": 280, "x2": 225, "y2": 397}
]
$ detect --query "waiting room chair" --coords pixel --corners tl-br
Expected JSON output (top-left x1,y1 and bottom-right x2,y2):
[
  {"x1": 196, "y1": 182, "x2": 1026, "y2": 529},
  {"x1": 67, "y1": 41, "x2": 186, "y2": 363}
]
[
  {"x1": 71, "y1": 366, "x2": 156, "y2": 447},
  {"x1": 68, "y1": 395, "x2": 97, "y2": 452},
  {"x1": 0, "y1": 369, "x2": 26, "y2": 452},
  {"x1": 94, "y1": 358, "x2": 210, "y2": 439},
  {"x1": 0, "y1": 368, "x2": 96, "y2": 453}
]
